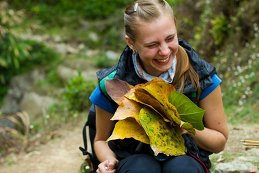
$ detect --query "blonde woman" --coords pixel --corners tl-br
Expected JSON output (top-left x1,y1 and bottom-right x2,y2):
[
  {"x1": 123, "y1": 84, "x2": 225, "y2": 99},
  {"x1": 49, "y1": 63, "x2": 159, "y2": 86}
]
[{"x1": 89, "y1": 0, "x2": 228, "y2": 172}]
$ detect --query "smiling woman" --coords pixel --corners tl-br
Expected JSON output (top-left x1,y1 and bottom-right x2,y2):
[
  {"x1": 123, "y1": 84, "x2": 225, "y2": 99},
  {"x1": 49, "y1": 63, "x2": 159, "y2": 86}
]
[
  {"x1": 125, "y1": 12, "x2": 178, "y2": 77},
  {"x1": 87, "y1": 0, "x2": 228, "y2": 173}
]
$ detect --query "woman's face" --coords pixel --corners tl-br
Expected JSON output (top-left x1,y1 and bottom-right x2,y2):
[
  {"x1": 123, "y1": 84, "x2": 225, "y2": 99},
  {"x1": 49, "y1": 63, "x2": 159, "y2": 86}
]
[{"x1": 129, "y1": 13, "x2": 179, "y2": 76}]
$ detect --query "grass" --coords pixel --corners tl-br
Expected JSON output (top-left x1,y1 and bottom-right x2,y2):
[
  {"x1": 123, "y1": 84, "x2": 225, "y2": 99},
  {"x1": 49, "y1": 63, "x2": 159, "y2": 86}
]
[{"x1": 225, "y1": 102, "x2": 259, "y2": 124}]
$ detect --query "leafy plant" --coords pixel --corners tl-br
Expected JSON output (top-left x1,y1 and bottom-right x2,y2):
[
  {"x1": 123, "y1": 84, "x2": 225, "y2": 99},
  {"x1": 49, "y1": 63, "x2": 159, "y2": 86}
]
[
  {"x1": 0, "y1": 31, "x2": 31, "y2": 84},
  {"x1": 78, "y1": 0, "x2": 131, "y2": 20},
  {"x1": 0, "y1": 4, "x2": 24, "y2": 28},
  {"x1": 213, "y1": 24, "x2": 259, "y2": 124},
  {"x1": 210, "y1": 15, "x2": 229, "y2": 45},
  {"x1": 63, "y1": 73, "x2": 97, "y2": 112},
  {"x1": 0, "y1": 30, "x2": 60, "y2": 101}
]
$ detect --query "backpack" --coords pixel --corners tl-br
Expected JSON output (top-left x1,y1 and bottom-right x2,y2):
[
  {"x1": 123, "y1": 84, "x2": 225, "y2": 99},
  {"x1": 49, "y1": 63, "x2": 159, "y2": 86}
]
[{"x1": 79, "y1": 104, "x2": 99, "y2": 173}]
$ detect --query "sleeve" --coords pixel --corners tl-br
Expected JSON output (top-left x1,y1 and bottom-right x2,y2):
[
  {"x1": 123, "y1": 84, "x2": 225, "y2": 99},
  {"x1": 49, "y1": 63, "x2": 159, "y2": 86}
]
[
  {"x1": 200, "y1": 74, "x2": 222, "y2": 100},
  {"x1": 89, "y1": 86, "x2": 117, "y2": 114}
]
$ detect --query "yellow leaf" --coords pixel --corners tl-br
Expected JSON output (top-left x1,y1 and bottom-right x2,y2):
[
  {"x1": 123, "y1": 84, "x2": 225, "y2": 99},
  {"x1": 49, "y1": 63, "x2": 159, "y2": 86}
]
[
  {"x1": 130, "y1": 78, "x2": 181, "y2": 125},
  {"x1": 111, "y1": 97, "x2": 141, "y2": 123},
  {"x1": 142, "y1": 78, "x2": 175, "y2": 103},
  {"x1": 133, "y1": 88, "x2": 171, "y2": 122},
  {"x1": 139, "y1": 107, "x2": 186, "y2": 156},
  {"x1": 107, "y1": 118, "x2": 149, "y2": 144}
]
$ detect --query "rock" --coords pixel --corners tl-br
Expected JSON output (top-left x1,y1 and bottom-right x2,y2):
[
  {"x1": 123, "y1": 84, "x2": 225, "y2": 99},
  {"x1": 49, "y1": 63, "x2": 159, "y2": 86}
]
[
  {"x1": 0, "y1": 88, "x2": 21, "y2": 114},
  {"x1": 20, "y1": 92, "x2": 56, "y2": 119},
  {"x1": 57, "y1": 65, "x2": 78, "y2": 83},
  {"x1": 57, "y1": 65, "x2": 97, "y2": 83},
  {"x1": 0, "y1": 74, "x2": 33, "y2": 114},
  {"x1": 215, "y1": 158, "x2": 258, "y2": 173},
  {"x1": 88, "y1": 32, "x2": 99, "y2": 42}
]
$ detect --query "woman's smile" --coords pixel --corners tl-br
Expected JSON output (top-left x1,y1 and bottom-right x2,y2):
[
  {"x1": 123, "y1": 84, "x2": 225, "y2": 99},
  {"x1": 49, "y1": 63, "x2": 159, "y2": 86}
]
[{"x1": 154, "y1": 54, "x2": 171, "y2": 64}]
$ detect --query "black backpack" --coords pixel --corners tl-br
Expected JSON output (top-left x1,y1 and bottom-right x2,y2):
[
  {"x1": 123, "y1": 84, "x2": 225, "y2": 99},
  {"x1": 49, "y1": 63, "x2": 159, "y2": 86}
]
[{"x1": 79, "y1": 105, "x2": 99, "y2": 173}]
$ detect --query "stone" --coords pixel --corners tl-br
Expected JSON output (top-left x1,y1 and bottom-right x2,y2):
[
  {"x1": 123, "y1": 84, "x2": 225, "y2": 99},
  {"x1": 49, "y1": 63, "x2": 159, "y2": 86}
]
[
  {"x1": 20, "y1": 92, "x2": 56, "y2": 120},
  {"x1": 214, "y1": 159, "x2": 257, "y2": 173}
]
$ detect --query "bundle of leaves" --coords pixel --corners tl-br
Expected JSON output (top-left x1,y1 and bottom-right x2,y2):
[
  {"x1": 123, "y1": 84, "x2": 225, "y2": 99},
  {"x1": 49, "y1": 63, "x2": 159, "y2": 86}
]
[{"x1": 105, "y1": 78, "x2": 205, "y2": 156}]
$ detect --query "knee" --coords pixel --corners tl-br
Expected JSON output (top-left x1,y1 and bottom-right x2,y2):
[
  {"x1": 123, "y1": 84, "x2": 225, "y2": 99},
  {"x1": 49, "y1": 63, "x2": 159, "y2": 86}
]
[
  {"x1": 117, "y1": 154, "x2": 161, "y2": 173},
  {"x1": 163, "y1": 156, "x2": 204, "y2": 173}
]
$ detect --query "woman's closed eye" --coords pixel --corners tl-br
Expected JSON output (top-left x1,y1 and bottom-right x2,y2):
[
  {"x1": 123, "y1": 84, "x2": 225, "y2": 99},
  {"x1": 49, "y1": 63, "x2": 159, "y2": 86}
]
[
  {"x1": 145, "y1": 43, "x2": 159, "y2": 48},
  {"x1": 166, "y1": 35, "x2": 175, "y2": 42}
]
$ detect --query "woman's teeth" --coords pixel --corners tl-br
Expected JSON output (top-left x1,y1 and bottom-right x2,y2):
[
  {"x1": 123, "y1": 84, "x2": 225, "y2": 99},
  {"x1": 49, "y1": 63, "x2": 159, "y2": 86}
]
[{"x1": 157, "y1": 57, "x2": 169, "y2": 62}]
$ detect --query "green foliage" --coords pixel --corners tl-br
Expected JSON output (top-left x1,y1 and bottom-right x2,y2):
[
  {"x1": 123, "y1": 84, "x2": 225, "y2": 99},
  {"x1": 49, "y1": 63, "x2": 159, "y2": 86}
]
[
  {"x1": 10, "y1": 0, "x2": 132, "y2": 25},
  {"x1": 214, "y1": 28, "x2": 259, "y2": 124},
  {"x1": 0, "y1": 30, "x2": 60, "y2": 99},
  {"x1": 0, "y1": 32, "x2": 30, "y2": 84},
  {"x1": 80, "y1": 0, "x2": 131, "y2": 20},
  {"x1": 0, "y1": 5, "x2": 24, "y2": 29},
  {"x1": 63, "y1": 73, "x2": 97, "y2": 112},
  {"x1": 210, "y1": 15, "x2": 229, "y2": 45},
  {"x1": 167, "y1": 0, "x2": 181, "y2": 6}
]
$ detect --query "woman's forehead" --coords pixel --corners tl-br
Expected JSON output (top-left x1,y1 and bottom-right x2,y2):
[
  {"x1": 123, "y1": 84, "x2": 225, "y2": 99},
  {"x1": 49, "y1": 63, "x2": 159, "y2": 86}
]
[{"x1": 134, "y1": 14, "x2": 176, "y2": 43}]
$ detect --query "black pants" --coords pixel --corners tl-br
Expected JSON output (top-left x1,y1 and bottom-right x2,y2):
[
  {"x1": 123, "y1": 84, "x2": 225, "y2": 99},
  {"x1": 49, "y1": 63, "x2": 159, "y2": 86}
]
[{"x1": 116, "y1": 154, "x2": 205, "y2": 173}]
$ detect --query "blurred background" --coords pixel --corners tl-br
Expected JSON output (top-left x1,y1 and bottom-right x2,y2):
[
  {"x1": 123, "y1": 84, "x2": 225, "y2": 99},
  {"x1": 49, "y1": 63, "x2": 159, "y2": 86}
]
[{"x1": 0, "y1": 0, "x2": 258, "y2": 172}]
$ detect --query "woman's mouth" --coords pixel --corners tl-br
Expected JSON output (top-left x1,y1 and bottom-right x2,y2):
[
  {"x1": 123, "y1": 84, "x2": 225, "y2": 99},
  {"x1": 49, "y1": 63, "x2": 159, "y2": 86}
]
[
  {"x1": 157, "y1": 57, "x2": 169, "y2": 62},
  {"x1": 155, "y1": 56, "x2": 170, "y2": 63}
]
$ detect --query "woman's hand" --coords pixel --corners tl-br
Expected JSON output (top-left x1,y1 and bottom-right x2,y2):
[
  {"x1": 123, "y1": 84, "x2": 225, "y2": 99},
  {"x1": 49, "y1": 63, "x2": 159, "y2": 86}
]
[{"x1": 96, "y1": 159, "x2": 118, "y2": 173}]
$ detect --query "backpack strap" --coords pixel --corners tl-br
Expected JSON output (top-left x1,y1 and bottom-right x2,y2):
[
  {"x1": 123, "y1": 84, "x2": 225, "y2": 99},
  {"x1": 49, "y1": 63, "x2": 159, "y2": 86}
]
[
  {"x1": 79, "y1": 105, "x2": 95, "y2": 172},
  {"x1": 99, "y1": 70, "x2": 117, "y2": 97},
  {"x1": 79, "y1": 120, "x2": 91, "y2": 156}
]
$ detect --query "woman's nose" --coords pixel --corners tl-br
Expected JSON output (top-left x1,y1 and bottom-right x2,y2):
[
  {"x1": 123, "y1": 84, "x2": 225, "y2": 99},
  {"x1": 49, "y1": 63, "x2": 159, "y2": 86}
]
[{"x1": 159, "y1": 43, "x2": 170, "y2": 56}]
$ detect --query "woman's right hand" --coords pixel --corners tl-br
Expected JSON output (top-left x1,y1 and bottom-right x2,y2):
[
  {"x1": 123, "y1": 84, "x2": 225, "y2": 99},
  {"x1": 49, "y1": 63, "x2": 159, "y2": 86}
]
[{"x1": 96, "y1": 159, "x2": 118, "y2": 173}]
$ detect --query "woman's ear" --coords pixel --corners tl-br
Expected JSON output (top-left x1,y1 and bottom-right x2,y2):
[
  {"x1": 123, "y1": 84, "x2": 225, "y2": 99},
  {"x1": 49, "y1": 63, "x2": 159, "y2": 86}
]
[{"x1": 125, "y1": 35, "x2": 134, "y2": 50}]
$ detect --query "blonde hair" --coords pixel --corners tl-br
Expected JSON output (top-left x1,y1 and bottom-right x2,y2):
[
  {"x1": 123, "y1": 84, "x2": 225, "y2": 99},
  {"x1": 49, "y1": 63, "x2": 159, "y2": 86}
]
[
  {"x1": 124, "y1": 0, "x2": 200, "y2": 93},
  {"x1": 124, "y1": 0, "x2": 174, "y2": 42},
  {"x1": 174, "y1": 46, "x2": 200, "y2": 93}
]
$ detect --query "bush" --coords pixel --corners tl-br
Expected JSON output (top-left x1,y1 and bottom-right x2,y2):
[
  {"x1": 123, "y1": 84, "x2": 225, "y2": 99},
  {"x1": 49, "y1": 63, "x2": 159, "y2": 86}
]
[
  {"x1": 10, "y1": 0, "x2": 132, "y2": 23},
  {"x1": 0, "y1": 30, "x2": 60, "y2": 100},
  {"x1": 214, "y1": 29, "x2": 259, "y2": 124},
  {"x1": 63, "y1": 73, "x2": 97, "y2": 112},
  {"x1": 210, "y1": 15, "x2": 229, "y2": 45}
]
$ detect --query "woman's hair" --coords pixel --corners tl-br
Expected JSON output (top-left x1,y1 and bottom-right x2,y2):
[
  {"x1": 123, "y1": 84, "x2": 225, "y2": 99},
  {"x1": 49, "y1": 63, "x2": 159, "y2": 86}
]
[
  {"x1": 174, "y1": 46, "x2": 200, "y2": 94},
  {"x1": 124, "y1": 0, "x2": 200, "y2": 93},
  {"x1": 124, "y1": 0, "x2": 174, "y2": 42}
]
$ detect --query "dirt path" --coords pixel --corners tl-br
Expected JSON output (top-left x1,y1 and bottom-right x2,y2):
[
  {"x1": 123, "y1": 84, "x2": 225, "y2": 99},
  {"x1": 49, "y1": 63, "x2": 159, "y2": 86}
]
[
  {"x1": 0, "y1": 124, "x2": 258, "y2": 173},
  {"x1": 224, "y1": 124, "x2": 259, "y2": 153},
  {"x1": 0, "y1": 126, "x2": 85, "y2": 173}
]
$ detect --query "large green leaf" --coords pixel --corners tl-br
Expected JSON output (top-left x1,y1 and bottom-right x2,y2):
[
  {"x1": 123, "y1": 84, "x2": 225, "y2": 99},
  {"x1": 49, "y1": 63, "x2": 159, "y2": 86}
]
[{"x1": 169, "y1": 92, "x2": 205, "y2": 130}]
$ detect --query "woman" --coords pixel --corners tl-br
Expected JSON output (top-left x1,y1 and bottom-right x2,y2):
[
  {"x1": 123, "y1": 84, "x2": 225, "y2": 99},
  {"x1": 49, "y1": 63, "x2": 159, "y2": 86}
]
[{"x1": 89, "y1": 0, "x2": 228, "y2": 172}]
